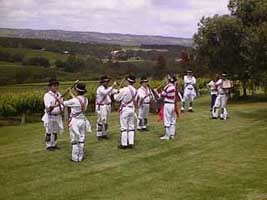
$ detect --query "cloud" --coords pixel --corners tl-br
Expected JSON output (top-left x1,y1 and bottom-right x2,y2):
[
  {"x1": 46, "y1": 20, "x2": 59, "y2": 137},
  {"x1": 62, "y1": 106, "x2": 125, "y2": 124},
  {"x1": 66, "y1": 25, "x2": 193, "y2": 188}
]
[{"x1": 0, "y1": 0, "x2": 229, "y2": 37}]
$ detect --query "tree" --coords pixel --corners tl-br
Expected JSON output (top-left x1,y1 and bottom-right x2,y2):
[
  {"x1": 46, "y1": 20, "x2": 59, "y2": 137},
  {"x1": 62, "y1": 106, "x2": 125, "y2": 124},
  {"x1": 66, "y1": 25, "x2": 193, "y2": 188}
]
[
  {"x1": 154, "y1": 55, "x2": 167, "y2": 78},
  {"x1": 194, "y1": 15, "x2": 245, "y2": 74},
  {"x1": 228, "y1": 0, "x2": 267, "y2": 27},
  {"x1": 228, "y1": 0, "x2": 267, "y2": 95},
  {"x1": 194, "y1": 0, "x2": 267, "y2": 97}
]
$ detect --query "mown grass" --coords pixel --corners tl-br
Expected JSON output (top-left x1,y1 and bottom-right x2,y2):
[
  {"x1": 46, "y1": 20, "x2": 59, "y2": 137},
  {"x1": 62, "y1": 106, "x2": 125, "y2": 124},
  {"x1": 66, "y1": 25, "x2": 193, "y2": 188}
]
[{"x1": 0, "y1": 97, "x2": 267, "y2": 200}]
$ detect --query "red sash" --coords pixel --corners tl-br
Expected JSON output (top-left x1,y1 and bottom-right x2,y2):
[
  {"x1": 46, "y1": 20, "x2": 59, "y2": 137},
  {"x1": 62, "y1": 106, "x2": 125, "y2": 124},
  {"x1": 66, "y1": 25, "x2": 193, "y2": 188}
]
[
  {"x1": 96, "y1": 87, "x2": 112, "y2": 110},
  {"x1": 157, "y1": 85, "x2": 179, "y2": 122},
  {"x1": 138, "y1": 87, "x2": 150, "y2": 108},
  {"x1": 119, "y1": 87, "x2": 137, "y2": 114},
  {"x1": 48, "y1": 92, "x2": 62, "y2": 113},
  {"x1": 68, "y1": 96, "x2": 87, "y2": 127}
]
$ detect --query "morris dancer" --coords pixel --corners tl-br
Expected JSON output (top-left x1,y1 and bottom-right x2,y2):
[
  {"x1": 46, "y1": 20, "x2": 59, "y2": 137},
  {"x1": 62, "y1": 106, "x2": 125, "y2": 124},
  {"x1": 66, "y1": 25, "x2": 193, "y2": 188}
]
[
  {"x1": 137, "y1": 77, "x2": 155, "y2": 131},
  {"x1": 114, "y1": 75, "x2": 137, "y2": 149},
  {"x1": 212, "y1": 73, "x2": 230, "y2": 120},
  {"x1": 155, "y1": 75, "x2": 179, "y2": 140},
  {"x1": 95, "y1": 76, "x2": 117, "y2": 140},
  {"x1": 62, "y1": 83, "x2": 92, "y2": 162},
  {"x1": 181, "y1": 70, "x2": 197, "y2": 112},
  {"x1": 207, "y1": 75, "x2": 219, "y2": 111},
  {"x1": 42, "y1": 79, "x2": 64, "y2": 151}
]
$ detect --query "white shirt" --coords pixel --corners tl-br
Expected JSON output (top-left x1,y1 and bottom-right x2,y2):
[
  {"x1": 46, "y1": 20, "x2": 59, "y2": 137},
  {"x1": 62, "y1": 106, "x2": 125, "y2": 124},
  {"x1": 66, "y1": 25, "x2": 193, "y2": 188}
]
[
  {"x1": 216, "y1": 79, "x2": 225, "y2": 94},
  {"x1": 161, "y1": 83, "x2": 177, "y2": 103},
  {"x1": 64, "y1": 96, "x2": 88, "y2": 119},
  {"x1": 184, "y1": 75, "x2": 196, "y2": 90},
  {"x1": 96, "y1": 85, "x2": 118, "y2": 105},
  {"x1": 114, "y1": 85, "x2": 137, "y2": 107},
  {"x1": 137, "y1": 86, "x2": 154, "y2": 105},
  {"x1": 207, "y1": 80, "x2": 218, "y2": 95},
  {"x1": 43, "y1": 91, "x2": 63, "y2": 115}
]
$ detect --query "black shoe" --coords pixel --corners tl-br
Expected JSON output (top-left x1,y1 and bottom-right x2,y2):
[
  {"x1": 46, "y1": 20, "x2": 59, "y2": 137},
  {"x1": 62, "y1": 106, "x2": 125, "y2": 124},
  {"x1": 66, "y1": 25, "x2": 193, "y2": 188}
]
[
  {"x1": 188, "y1": 109, "x2": 194, "y2": 112},
  {"x1": 46, "y1": 147, "x2": 55, "y2": 151},
  {"x1": 118, "y1": 145, "x2": 128, "y2": 150},
  {"x1": 211, "y1": 117, "x2": 218, "y2": 120},
  {"x1": 102, "y1": 135, "x2": 109, "y2": 139},
  {"x1": 53, "y1": 146, "x2": 60, "y2": 150},
  {"x1": 142, "y1": 128, "x2": 149, "y2": 132},
  {"x1": 220, "y1": 118, "x2": 225, "y2": 120},
  {"x1": 97, "y1": 136, "x2": 103, "y2": 141},
  {"x1": 69, "y1": 159, "x2": 78, "y2": 163}
]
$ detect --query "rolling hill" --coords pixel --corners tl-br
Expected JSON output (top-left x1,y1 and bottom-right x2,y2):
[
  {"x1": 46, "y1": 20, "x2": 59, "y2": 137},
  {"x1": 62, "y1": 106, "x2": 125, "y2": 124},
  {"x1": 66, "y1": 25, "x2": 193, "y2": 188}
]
[{"x1": 0, "y1": 28, "x2": 192, "y2": 47}]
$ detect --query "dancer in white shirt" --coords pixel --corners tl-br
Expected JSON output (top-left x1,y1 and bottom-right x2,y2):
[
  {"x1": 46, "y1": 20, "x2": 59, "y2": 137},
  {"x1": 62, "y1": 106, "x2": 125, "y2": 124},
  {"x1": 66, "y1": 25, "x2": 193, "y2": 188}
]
[
  {"x1": 42, "y1": 79, "x2": 64, "y2": 151},
  {"x1": 95, "y1": 76, "x2": 117, "y2": 140},
  {"x1": 137, "y1": 77, "x2": 155, "y2": 131},
  {"x1": 181, "y1": 70, "x2": 197, "y2": 112},
  {"x1": 62, "y1": 83, "x2": 92, "y2": 162},
  {"x1": 114, "y1": 75, "x2": 138, "y2": 149}
]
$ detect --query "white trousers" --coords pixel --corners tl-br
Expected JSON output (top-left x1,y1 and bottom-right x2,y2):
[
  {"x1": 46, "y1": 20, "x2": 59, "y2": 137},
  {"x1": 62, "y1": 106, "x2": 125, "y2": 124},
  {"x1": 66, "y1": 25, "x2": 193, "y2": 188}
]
[
  {"x1": 184, "y1": 88, "x2": 196, "y2": 102},
  {"x1": 96, "y1": 105, "x2": 111, "y2": 137},
  {"x1": 120, "y1": 106, "x2": 135, "y2": 146},
  {"x1": 42, "y1": 114, "x2": 63, "y2": 148},
  {"x1": 212, "y1": 94, "x2": 228, "y2": 119},
  {"x1": 69, "y1": 118, "x2": 87, "y2": 162},
  {"x1": 163, "y1": 103, "x2": 177, "y2": 137},
  {"x1": 182, "y1": 88, "x2": 196, "y2": 110},
  {"x1": 137, "y1": 104, "x2": 150, "y2": 129}
]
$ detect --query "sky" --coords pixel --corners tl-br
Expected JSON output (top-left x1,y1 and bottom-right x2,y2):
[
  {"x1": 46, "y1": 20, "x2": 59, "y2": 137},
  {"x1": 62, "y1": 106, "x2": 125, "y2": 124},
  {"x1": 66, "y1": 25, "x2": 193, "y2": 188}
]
[{"x1": 0, "y1": 0, "x2": 229, "y2": 38}]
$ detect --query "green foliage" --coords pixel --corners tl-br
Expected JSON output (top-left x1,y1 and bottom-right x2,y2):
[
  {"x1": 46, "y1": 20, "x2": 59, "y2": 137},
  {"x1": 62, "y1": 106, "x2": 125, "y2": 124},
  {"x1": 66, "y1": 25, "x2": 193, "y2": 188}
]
[
  {"x1": 0, "y1": 37, "x2": 121, "y2": 58},
  {"x1": 228, "y1": 0, "x2": 267, "y2": 26},
  {"x1": 194, "y1": 0, "x2": 267, "y2": 96},
  {"x1": 194, "y1": 15, "x2": 245, "y2": 75},
  {"x1": 0, "y1": 62, "x2": 76, "y2": 85},
  {"x1": 22, "y1": 56, "x2": 50, "y2": 67},
  {"x1": 0, "y1": 49, "x2": 25, "y2": 62},
  {"x1": 0, "y1": 82, "x2": 99, "y2": 119},
  {"x1": 0, "y1": 91, "x2": 43, "y2": 117}
]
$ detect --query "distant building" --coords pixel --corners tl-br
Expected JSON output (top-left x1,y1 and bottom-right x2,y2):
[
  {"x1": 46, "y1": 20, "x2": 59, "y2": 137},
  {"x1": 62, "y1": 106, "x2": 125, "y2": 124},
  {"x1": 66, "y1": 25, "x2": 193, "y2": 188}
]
[{"x1": 110, "y1": 50, "x2": 127, "y2": 60}]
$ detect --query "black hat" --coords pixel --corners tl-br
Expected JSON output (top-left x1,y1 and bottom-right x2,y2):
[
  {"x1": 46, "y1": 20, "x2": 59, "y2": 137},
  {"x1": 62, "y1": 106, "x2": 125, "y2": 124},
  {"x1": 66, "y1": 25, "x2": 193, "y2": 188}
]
[
  {"x1": 126, "y1": 75, "x2": 136, "y2": 84},
  {"x1": 187, "y1": 69, "x2": 193, "y2": 74},
  {"x1": 100, "y1": 76, "x2": 110, "y2": 83},
  {"x1": 168, "y1": 74, "x2": 177, "y2": 83},
  {"x1": 75, "y1": 83, "x2": 87, "y2": 94},
  {"x1": 140, "y1": 77, "x2": 148, "y2": 84},
  {"x1": 222, "y1": 72, "x2": 227, "y2": 77},
  {"x1": 48, "y1": 79, "x2": 59, "y2": 86}
]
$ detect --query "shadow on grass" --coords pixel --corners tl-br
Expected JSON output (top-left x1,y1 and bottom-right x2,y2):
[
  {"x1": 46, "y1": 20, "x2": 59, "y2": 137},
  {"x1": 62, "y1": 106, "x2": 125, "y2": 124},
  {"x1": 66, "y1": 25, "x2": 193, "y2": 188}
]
[
  {"x1": 230, "y1": 94, "x2": 267, "y2": 104},
  {"x1": 234, "y1": 108, "x2": 267, "y2": 121}
]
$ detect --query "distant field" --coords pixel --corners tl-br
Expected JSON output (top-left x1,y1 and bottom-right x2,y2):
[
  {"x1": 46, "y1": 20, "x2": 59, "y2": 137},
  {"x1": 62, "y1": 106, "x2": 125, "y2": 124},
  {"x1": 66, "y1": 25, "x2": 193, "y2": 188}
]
[
  {"x1": 0, "y1": 46, "x2": 94, "y2": 64},
  {"x1": 0, "y1": 80, "x2": 99, "y2": 95},
  {"x1": 0, "y1": 61, "x2": 75, "y2": 85},
  {"x1": 0, "y1": 46, "x2": 68, "y2": 63}
]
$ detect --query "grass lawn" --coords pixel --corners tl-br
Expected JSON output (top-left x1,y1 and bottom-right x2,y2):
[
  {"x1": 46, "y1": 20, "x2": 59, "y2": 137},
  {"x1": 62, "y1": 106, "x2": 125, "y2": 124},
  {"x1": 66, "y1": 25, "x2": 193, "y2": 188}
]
[{"x1": 0, "y1": 97, "x2": 267, "y2": 200}]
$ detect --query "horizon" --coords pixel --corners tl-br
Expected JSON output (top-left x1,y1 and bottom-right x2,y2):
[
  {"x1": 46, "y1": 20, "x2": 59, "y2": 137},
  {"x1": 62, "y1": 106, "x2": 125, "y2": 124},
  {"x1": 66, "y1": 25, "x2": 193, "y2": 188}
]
[
  {"x1": 0, "y1": 26, "x2": 193, "y2": 39},
  {"x1": 0, "y1": 0, "x2": 229, "y2": 38}
]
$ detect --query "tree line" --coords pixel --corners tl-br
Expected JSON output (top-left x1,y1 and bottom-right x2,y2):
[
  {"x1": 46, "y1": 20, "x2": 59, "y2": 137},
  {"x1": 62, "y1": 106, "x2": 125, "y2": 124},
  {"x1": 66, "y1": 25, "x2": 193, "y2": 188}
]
[
  {"x1": 0, "y1": 37, "x2": 121, "y2": 58},
  {"x1": 193, "y1": 0, "x2": 267, "y2": 96},
  {"x1": 0, "y1": 49, "x2": 50, "y2": 67}
]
